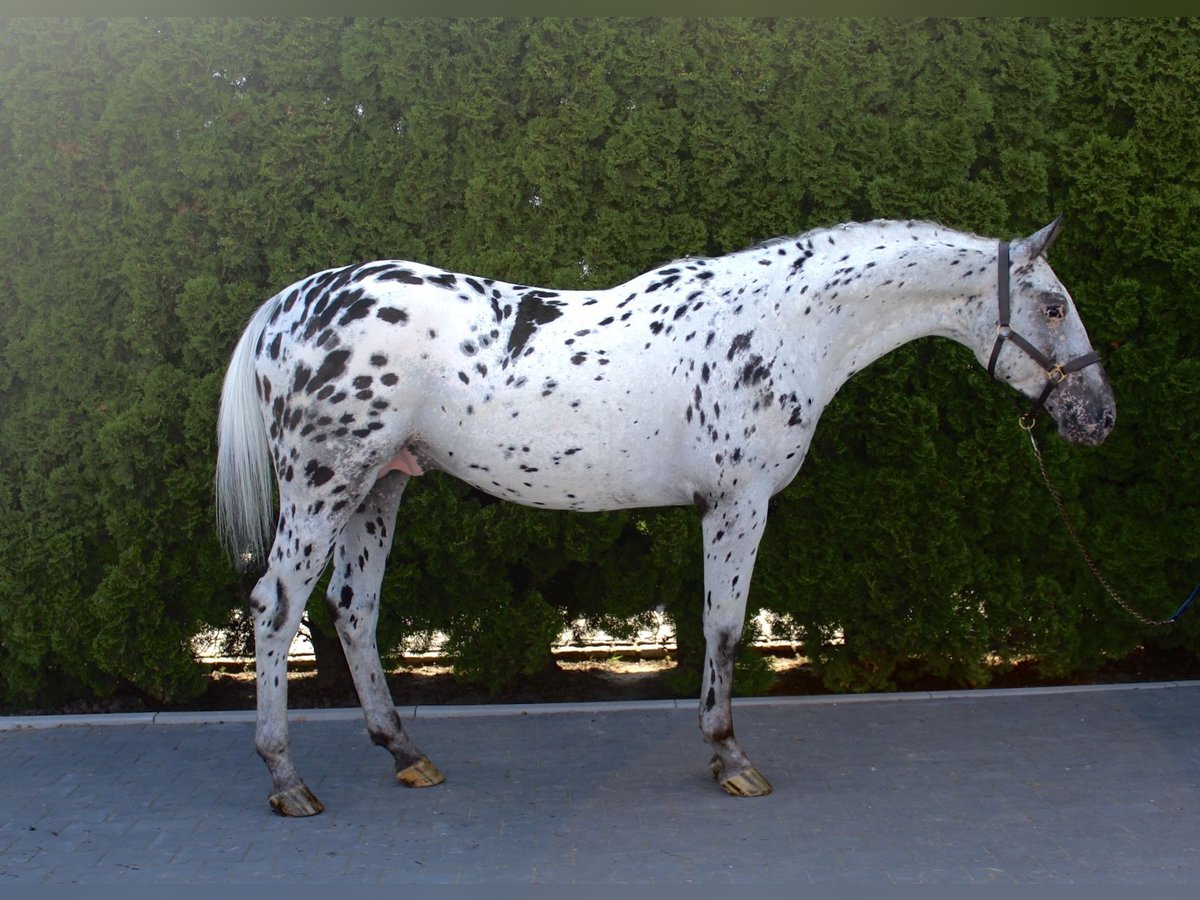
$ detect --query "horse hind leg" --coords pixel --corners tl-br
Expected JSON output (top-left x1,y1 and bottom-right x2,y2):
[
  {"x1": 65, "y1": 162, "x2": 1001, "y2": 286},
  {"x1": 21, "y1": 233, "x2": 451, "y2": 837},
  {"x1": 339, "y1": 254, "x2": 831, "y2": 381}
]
[
  {"x1": 250, "y1": 500, "x2": 342, "y2": 817},
  {"x1": 323, "y1": 471, "x2": 444, "y2": 789}
]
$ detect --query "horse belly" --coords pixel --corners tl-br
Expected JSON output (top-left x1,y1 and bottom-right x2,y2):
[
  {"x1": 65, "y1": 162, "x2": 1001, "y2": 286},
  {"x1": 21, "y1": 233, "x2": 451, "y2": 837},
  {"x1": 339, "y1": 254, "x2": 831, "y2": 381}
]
[{"x1": 412, "y1": 384, "x2": 694, "y2": 512}]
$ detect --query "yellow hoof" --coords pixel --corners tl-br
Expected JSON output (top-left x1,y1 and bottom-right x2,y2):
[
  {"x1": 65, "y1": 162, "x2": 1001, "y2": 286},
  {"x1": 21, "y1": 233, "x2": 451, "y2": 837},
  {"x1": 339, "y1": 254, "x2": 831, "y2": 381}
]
[
  {"x1": 720, "y1": 766, "x2": 773, "y2": 797},
  {"x1": 269, "y1": 783, "x2": 325, "y2": 817},
  {"x1": 396, "y1": 756, "x2": 445, "y2": 788}
]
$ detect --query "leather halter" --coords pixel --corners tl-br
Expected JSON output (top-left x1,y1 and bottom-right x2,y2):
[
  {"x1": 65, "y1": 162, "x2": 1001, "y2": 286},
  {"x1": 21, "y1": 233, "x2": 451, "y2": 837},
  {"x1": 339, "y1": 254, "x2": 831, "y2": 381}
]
[{"x1": 986, "y1": 240, "x2": 1103, "y2": 412}]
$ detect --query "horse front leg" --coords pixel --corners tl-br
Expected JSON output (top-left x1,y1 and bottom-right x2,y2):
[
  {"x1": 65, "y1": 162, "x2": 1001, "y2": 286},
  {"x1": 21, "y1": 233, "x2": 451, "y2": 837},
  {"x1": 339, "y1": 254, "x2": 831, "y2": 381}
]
[{"x1": 697, "y1": 490, "x2": 773, "y2": 797}]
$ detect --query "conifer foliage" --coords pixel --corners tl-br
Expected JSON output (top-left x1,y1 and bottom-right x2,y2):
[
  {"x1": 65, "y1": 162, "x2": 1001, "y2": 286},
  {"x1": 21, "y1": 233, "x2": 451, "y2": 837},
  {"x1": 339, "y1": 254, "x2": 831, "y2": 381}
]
[{"x1": 1, "y1": 18, "x2": 1196, "y2": 703}]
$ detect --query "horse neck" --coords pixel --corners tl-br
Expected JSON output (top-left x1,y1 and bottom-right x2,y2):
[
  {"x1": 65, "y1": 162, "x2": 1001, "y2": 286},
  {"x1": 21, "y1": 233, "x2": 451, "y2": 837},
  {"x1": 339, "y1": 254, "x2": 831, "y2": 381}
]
[{"x1": 752, "y1": 225, "x2": 995, "y2": 399}]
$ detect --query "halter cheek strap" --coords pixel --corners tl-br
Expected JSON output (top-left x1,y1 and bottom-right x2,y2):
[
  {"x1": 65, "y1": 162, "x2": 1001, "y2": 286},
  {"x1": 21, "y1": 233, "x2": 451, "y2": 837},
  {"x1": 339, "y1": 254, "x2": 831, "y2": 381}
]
[{"x1": 986, "y1": 240, "x2": 1103, "y2": 412}]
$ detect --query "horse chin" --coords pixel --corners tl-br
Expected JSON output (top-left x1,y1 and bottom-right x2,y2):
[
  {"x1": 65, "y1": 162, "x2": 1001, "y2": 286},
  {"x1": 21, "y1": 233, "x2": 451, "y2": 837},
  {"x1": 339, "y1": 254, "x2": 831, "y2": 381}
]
[{"x1": 1057, "y1": 419, "x2": 1111, "y2": 447}]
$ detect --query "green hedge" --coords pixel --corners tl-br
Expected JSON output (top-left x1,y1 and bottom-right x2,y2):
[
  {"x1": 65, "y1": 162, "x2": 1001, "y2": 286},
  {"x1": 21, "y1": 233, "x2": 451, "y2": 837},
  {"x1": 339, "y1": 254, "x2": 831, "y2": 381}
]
[{"x1": 1, "y1": 18, "x2": 1196, "y2": 704}]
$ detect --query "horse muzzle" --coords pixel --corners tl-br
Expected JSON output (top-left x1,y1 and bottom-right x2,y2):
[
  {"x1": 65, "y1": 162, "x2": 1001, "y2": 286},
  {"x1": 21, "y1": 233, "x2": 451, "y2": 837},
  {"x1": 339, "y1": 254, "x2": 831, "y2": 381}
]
[{"x1": 1045, "y1": 375, "x2": 1116, "y2": 447}]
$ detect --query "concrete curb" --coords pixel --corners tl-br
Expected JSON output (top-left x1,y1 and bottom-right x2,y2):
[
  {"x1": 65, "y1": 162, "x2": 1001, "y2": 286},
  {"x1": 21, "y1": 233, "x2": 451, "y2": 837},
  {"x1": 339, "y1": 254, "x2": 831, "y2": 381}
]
[{"x1": 2, "y1": 679, "x2": 1197, "y2": 731}]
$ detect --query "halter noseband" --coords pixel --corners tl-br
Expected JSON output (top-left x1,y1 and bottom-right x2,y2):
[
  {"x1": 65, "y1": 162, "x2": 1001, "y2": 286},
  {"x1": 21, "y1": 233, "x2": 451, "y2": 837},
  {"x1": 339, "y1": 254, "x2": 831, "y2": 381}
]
[{"x1": 986, "y1": 240, "x2": 1103, "y2": 412}]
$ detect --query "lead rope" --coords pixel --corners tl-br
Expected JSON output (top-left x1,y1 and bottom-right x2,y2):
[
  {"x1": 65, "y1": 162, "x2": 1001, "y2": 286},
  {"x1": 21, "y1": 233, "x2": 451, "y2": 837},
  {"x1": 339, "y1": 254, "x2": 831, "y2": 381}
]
[{"x1": 1020, "y1": 414, "x2": 1197, "y2": 626}]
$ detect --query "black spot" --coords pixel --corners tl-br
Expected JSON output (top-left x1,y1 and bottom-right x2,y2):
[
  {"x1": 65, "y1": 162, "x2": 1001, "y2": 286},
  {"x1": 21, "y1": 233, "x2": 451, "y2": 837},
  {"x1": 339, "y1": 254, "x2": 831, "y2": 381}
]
[
  {"x1": 337, "y1": 290, "x2": 376, "y2": 326},
  {"x1": 726, "y1": 331, "x2": 754, "y2": 361},
  {"x1": 370, "y1": 353, "x2": 388, "y2": 367},
  {"x1": 380, "y1": 372, "x2": 399, "y2": 386},
  {"x1": 376, "y1": 307, "x2": 409, "y2": 324},
  {"x1": 598, "y1": 316, "x2": 614, "y2": 326},
  {"x1": 718, "y1": 630, "x2": 740, "y2": 661},
  {"x1": 571, "y1": 353, "x2": 587, "y2": 365},
  {"x1": 302, "y1": 288, "x2": 353, "y2": 340},
  {"x1": 701, "y1": 362, "x2": 710, "y2": 383},
  {"x1": 352, "y1": 375, "x2": 372, "y2": 389},
  {"x1": 428, "y1": 272, "x2": 457, "y2": 289},
  {"x1": 506, "y1": 295, "x2": 564, "y2": 360},
  {"x1": 305, "y1": 349, "x2": 351, "y2": 395},
  {"x1": 304, "y1": 460, "x2": 335, "y2": 487},
  {"x1": 377, "y1": 268, "x2": 425, "y2": 285},
  {"x1": 268, "y1": 333, "x2": 283, "y2": 360},
  {"x1": 646, "y1": 275, "x2": 680, "y2": 292},
  {"x1": 271, "y1": 579, "x2": 289, "y2": 633},
  {"x1": 327, "y1": 264, "x2": 367, "y2": 294},
  {"x1": 458, "y1": 371, "x2": 470, "y2": 384},
  {"x1": 349, "y1": 262, "x2": 398, "y2": 284},
  {"x1": 292, "y1": 363, "x2": 312, "y2": 394},
  {"x1": 339, "y1": 584, "x2": 354, "y2": 610},
  {"x1": 737, "y1": 354, "x2": 771, "y2": 387},
  {"x1": 649, "y1": 321, "x2": 664, "y2": 335}
]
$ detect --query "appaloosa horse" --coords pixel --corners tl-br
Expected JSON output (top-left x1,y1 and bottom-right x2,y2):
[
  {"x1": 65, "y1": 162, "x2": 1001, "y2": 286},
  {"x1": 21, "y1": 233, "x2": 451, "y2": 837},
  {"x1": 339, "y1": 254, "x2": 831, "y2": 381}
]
[{"x1": 216, "y1": 218, "x2": 1115, "y2": 815}]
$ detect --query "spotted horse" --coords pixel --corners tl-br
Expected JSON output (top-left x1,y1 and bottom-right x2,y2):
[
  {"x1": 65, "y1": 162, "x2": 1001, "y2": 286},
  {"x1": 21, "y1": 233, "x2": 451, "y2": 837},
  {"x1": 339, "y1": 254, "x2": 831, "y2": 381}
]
[{"x1": 216, "y1": 217, "x2": 1115, "y2": 816}]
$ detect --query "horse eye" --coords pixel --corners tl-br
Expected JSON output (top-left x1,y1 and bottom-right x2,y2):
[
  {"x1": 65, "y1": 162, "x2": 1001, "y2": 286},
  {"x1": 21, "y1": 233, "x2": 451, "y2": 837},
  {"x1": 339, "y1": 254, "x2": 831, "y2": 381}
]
[{"x1": 1045, "y1": 303, "x2": 1066, "y2": 320}]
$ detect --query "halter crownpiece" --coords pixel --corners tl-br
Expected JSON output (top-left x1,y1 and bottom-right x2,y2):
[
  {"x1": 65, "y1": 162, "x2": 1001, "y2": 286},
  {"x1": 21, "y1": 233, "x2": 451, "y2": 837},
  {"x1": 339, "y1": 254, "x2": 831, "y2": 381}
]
[{"x1": 986, "y1": 239, "x2": 1103, "y2": 412}]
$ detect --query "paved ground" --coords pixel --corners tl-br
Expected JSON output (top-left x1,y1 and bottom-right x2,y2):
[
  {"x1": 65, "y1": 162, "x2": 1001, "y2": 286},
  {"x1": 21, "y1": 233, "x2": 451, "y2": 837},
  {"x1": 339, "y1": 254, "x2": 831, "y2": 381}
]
[{"x1": 2, "y1": 682, "x2": 1199, "y2": 883}]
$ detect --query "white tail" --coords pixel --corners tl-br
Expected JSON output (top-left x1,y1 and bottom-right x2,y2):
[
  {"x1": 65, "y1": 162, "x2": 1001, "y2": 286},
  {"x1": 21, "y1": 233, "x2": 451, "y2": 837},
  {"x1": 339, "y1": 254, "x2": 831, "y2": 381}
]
[{"x1": 215, "y1": 300, "x2": 279, "y2": 567}]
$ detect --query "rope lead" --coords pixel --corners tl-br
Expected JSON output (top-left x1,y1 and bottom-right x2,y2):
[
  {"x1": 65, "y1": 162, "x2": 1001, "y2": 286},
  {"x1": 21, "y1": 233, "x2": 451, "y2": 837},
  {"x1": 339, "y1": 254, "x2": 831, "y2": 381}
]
[{"x1": 1021, "y1": 415, "x2": 1194, "y2": 627}]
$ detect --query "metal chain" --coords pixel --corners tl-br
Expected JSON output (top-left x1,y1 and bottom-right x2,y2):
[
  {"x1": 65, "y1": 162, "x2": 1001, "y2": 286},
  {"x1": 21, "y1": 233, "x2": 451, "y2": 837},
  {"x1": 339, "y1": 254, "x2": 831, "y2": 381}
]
[{"x1": 1019, "y1": 415, "x2": 1178, "y2": 627}]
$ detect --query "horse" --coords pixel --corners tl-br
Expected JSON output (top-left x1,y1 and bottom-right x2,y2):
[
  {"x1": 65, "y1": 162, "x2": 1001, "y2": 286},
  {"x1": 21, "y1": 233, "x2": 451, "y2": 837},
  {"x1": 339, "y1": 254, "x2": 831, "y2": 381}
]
[{"x1": 215, "y1": 217, "x2": 1115, "y2": 816}]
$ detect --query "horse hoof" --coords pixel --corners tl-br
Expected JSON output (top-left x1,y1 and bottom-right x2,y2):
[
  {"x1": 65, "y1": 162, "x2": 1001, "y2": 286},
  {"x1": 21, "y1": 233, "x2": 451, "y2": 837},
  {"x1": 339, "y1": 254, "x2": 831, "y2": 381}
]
[
  {"x1": 396, "y1": 756, "x2": 445, "y2": 788},
  {"x1": 720, "y1": 766, "x2": 773, "y2": 798},
  {"x1": 269, "y1": 783, "x2": 325, "y2": 817}
]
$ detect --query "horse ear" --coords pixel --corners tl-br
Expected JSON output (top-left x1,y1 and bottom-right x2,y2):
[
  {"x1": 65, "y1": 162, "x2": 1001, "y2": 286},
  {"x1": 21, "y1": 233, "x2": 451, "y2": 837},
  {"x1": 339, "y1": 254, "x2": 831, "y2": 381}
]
[{"x1": 1014, "y1": 214, "x2": 1065, "y2": 261}]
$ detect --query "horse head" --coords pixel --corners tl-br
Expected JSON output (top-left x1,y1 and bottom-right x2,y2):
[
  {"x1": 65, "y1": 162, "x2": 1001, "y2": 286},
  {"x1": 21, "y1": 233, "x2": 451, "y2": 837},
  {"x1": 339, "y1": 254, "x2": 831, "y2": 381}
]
[{"x1": 984, "y1": 217, "x2": 1116, "y2": 447}]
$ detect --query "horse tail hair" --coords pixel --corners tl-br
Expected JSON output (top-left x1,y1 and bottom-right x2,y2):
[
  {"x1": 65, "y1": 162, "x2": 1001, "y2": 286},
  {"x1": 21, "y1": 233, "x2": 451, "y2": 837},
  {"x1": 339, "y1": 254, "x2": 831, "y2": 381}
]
[{"x1": 215, "y1": 299, "x2": 279, "y2": 569}]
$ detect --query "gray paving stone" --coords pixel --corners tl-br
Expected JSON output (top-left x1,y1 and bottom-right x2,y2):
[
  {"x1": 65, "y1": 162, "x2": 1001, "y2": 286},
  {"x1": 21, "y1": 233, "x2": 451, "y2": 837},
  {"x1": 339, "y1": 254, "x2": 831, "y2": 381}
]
[{"x1": 1, "y1": 683, "x2": 1199, "y2": 882}]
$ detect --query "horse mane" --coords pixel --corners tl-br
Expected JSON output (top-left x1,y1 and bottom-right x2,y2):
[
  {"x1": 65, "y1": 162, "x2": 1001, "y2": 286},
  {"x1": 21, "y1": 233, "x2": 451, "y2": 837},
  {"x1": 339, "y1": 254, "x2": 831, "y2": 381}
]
[{"x1": 748, "y1": 219, "x2": 977, "y2": 254}]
